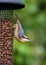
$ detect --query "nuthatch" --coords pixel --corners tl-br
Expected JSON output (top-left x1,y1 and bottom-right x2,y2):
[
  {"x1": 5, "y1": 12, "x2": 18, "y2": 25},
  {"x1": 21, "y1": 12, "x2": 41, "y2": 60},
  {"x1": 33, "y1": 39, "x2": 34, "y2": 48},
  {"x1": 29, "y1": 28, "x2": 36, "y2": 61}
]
[{"x1": 12, "y1": 16, "x2": 31, "y2": 42}]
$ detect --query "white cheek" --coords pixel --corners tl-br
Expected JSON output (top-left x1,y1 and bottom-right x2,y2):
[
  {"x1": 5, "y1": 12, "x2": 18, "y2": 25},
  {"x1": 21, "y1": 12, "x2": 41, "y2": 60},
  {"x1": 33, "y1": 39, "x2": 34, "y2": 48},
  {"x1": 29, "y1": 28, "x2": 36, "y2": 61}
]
[{"x1": 23, "y1": 38, "x2": 30, "y2": 42}]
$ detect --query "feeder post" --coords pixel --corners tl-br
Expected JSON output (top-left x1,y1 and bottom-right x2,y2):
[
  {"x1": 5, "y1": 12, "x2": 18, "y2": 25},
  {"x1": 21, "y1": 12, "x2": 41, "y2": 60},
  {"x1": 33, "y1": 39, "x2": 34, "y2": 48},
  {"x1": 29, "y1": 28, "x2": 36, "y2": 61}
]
[
  {"x1": 0, "y1": 10, "x2": 13, "y2": 65},
  {"x1": 0, "y1": 0, "x2": 25, "y2": 65}
]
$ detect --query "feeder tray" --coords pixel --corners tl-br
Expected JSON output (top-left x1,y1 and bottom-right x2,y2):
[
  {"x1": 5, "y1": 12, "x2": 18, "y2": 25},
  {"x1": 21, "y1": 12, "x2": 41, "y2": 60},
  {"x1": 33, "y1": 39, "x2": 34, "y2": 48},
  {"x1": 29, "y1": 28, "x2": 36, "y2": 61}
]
[{"x1": 0, "y1": 0, "x2": 25, "y2": 10}]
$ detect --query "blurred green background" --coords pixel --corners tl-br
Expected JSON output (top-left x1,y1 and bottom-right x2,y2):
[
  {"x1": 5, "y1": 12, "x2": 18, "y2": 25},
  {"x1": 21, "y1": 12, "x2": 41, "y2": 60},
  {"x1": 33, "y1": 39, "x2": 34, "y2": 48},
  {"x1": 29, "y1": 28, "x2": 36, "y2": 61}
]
[{"x1": 13, "y1": 0, "x2": 46, "y2": 65}]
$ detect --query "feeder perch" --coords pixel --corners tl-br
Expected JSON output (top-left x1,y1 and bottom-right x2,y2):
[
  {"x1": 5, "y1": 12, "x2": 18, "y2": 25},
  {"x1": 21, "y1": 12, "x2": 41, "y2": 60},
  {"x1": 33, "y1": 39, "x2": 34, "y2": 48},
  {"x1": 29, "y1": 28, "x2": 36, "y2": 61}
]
[{"x1": 0, "y1": 0, "x2": 25, "y2": 65}]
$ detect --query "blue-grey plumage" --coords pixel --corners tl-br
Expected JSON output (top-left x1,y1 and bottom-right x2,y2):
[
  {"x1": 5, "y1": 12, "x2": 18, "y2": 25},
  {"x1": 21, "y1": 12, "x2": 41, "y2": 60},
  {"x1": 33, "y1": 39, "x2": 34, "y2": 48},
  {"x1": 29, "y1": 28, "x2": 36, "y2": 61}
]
[
  {"x1": 18, "y1": 19, "x2": 31, "y2": 42},
  {"x1": 18, "y1": 19, "x2": 24, "y2": 38}
]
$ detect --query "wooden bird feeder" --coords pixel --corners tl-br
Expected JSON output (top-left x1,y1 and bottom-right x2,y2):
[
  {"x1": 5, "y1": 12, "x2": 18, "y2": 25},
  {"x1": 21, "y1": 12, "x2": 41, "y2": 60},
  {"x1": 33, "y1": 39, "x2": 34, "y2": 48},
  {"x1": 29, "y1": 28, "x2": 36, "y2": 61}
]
[{"x1": 0, "y1": 0, "x2": 25, "y2": 65}]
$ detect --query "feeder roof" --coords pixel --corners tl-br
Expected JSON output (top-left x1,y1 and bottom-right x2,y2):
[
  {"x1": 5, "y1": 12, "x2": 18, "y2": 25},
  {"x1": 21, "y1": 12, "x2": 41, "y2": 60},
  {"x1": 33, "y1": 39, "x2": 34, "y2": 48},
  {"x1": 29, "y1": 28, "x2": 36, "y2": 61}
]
[{"x1": 0, "y1": 0, "x2": 25, "y2": 10}]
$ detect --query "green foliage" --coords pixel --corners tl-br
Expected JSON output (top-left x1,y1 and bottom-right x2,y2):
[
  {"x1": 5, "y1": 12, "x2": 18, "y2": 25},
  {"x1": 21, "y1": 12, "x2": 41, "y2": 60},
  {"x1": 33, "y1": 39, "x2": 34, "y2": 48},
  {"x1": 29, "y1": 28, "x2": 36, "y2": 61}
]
[{"x1": 13, "y1": 0, "x2": 46, "y2": 65}]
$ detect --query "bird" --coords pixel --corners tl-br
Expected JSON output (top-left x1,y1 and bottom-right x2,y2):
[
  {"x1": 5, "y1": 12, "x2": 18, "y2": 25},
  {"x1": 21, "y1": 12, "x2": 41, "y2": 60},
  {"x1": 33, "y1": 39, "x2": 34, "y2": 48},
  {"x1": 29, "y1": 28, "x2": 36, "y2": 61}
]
[
  {"x1": 12, "y1": 15, "x2": 36, "y2": 43},
  {"x1": 12, "y1": 15, "x2": 31, "y2": 42}
]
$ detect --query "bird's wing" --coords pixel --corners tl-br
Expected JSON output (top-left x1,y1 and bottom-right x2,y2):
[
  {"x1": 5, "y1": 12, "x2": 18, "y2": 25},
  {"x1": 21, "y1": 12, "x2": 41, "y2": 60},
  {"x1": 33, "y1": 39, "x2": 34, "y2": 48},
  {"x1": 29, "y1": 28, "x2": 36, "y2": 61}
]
[{"x1": 17, "y1": 19, "x2": 25, "y2": 38}]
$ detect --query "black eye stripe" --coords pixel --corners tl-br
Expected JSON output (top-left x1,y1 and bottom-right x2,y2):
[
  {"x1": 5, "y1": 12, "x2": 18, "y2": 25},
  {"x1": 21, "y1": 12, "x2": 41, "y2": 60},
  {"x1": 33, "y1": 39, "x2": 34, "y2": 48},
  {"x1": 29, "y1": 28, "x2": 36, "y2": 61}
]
[{"x1": 22, "y1": 35, "x2": 29, "y2": 39}]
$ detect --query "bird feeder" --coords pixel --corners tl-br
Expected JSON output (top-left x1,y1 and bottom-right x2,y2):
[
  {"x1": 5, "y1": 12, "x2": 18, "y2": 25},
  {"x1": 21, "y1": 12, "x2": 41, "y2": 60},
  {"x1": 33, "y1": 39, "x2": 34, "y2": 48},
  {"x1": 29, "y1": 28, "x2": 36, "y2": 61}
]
[{"x1": 0, "y1": 0, "x2": 25, "y2": 65}]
